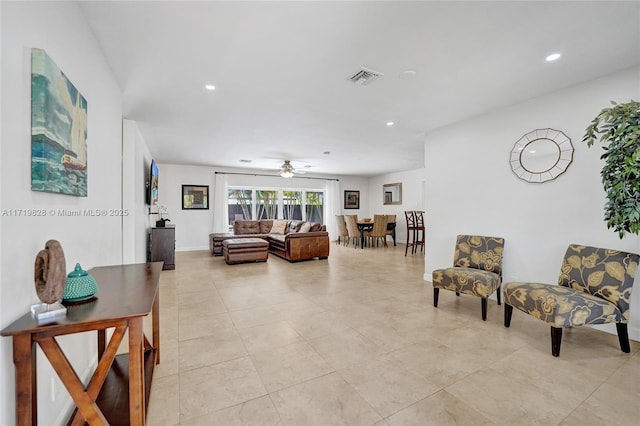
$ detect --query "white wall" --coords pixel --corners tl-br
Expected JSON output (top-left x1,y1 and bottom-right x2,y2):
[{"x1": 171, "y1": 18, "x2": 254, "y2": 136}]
[
  {"x1": 329, "y1": 175, "x2": 369, "y2": 242},
  {"x1": 157, "y1": 163, "x2": 216, "y2": 251},
  {"x1": 424, "y1": 66, "x2": 640, "y2": 339},
  {"x1": 368, "y1": 168, "x2": 427, "y2": 246},
  {"x1": 122, "y1": 119, "x2": 153, "y2": 263},
  {"x1": 1, "y1": 2, "x2": 123, "y2": 424},
  {"x1": 338, "y1": 175, "x2": 369, "y2": 221}
]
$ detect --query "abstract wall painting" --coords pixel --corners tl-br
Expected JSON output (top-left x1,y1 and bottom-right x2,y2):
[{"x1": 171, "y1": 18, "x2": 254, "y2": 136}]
[
  {"x1": 31, "y1": 48, "x2": 88, "y2": 196},
  {"x1": 182, "y1": 185, "x2": 209, "y2": 210}
]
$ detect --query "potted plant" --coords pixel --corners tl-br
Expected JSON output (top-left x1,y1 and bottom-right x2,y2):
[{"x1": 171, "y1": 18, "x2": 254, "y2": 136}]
[
  {"x1": 583, "y1": 100, "x2": 640, "y2": 238},
  {"x1": 156, "y1": 205, "x2": 171, "y2": 227}
]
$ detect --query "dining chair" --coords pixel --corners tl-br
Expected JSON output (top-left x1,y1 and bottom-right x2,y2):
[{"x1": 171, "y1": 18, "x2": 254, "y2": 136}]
[
  {"x1": 405, "y1": 211, "x2": 416, "y2": 255},
  {"x1": 385, "y1": 214, "x2": 396, "y2": 246},
  {"x1": 335, "y1": 214, "x2": 349, "y2": 246},
  {"x1": 364, "y1": 214, "x2": 389, "y2": 247},
  {"x1": 413, "y1": 211, "x2": 425, "y2": 254},
  {"x1": 344, "y1": 214, "x2": 360, "y2": 248}
]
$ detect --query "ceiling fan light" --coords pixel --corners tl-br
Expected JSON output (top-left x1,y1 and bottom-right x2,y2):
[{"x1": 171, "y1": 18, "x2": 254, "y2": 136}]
[{"x1": 280, "y1": 160, "x2": 294, "y2": 178}]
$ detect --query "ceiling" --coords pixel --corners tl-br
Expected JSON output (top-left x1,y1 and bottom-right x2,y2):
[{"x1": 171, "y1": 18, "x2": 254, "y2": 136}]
[{"x1": 79, "y1": 1, "x2": 640, "y2": 177}]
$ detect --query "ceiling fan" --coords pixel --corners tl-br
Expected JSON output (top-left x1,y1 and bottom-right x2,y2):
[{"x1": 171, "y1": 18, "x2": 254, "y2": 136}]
[{"x1": 279, "y1": 160, "x2": 307, "y2": 178}]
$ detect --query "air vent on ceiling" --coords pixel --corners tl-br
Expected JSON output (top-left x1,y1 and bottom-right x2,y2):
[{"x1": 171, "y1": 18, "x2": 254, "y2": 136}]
[{"x1": 348, "y1": 67, "x2": 384, "y2": 86}]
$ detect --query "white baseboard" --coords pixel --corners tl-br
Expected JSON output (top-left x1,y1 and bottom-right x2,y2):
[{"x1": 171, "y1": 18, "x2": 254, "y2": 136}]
[{"x1": 627, "y1": 324, "x2": 640, "y2": 342}]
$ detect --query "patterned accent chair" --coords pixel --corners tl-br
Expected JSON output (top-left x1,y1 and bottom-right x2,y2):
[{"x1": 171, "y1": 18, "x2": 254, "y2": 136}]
[
  {"x1": 503, "y1": 245, "x2": 639, "y2": 357},
  {"x1": 432, "y1": 235, "x2": 505, "y2": 320}
]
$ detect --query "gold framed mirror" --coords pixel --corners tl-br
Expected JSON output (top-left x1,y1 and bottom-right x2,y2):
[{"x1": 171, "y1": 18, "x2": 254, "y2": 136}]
[{"x1": 383, "y1": 182, "x2": 402, "y2": 205}]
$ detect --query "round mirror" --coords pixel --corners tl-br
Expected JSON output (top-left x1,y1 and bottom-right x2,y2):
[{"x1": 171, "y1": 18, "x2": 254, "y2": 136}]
[
  {"x1": 520, "y1": 138, "x2": 560, "y2": 173},
  {"x1": 510, "y1": 129, "x2": 573, "y2": 183}
]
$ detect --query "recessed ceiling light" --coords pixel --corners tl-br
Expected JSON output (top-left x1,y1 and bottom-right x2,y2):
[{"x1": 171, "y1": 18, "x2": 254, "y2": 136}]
[
  {"x1": 323, "y1": 151, "x2": 330, "y2": 155},
  {"x1": 239, "y1": 159, "x2": 252, "y2": 163},
  {"x1": 545, "y1": 53, "x2": 561, "y2": 62},
  {"x1": 205, "y1": 84, "x2": 216, "y2": 90},
  {"x1": 386, "y1": 121, "x2": 395, "y2": 126},
  {"x1": 399, "y1": 69, "x2": 417, "y2": 80}
]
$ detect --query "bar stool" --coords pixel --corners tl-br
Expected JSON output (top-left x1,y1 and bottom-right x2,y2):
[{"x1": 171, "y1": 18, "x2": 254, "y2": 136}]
[
  {"x1": 405, "y1": 211, "x2": 416, "y2": 256},
  {"x1": 413, "y1": 210, "x2": 425, "y2": 254}
]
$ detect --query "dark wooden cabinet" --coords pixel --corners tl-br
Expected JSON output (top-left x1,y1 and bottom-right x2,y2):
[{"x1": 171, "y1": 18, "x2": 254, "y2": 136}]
[{"x1": 149, "y1": 226, "x2": 175, "y2": 270}]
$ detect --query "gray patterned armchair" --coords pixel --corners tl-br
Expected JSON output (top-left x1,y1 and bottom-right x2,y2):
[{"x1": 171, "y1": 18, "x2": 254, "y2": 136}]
[
  {"x1": 432, "y1": 235, "x2": 505, "y2": 320},
  {"x1": 503, "y1": 244, "x2": 639, "y2": 357}
]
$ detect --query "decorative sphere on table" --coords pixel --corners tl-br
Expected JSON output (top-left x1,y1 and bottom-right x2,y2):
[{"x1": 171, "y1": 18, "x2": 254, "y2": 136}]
[{"x1": 34, "y1": 240, "x2": 66, "y2": 304}]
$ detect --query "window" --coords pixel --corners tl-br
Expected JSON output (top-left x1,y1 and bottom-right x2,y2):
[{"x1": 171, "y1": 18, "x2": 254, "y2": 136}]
[
  {"x1": 256, "y1": 190, "x2": 278, "y2": 219},
  {"x1": 283, "y1": 191, "x2": 302, "y2": 220},
  {"x1": 227, "y1": 189, "x2": 252, "y2": 224},
  {"x1": 227, "y1": 187, "x2": 325, "y2": 225},
  {"x1": 306, "y1": 191, "x2": 324, "y2": 223}
]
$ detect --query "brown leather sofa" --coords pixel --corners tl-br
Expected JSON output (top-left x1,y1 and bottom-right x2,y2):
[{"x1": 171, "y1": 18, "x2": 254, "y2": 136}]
[{"x1": 209, "y1": 219, "x2": 329, "y2": 262}]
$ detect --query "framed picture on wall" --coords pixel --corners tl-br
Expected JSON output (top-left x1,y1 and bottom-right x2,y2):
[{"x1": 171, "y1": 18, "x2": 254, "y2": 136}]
[
  {"x1": 344, "y1": 190, "x2": 360, "y2": 209},
  {"x1": 182, "y1": 185, "x2": 209, "y2": 209}
]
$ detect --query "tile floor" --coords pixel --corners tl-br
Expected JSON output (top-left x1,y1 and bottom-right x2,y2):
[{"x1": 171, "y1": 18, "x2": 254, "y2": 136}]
[{"x1": 145, "y1": 243, "x2": 640, "y2": 426}]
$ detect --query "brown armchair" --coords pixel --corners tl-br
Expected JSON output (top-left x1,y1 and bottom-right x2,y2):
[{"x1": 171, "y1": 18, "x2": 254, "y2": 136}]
[{"x1": 503, "y1": 244, "x2": 639, "y2": 356}]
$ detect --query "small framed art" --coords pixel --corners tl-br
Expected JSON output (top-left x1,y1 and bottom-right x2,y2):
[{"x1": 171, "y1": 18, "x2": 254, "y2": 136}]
[
  {"x1": 344, "y1": 190, "x2": 360, "y2": 209},
  {"x1": 182, "y1": 185, "x2": 209, "y2": 210}
]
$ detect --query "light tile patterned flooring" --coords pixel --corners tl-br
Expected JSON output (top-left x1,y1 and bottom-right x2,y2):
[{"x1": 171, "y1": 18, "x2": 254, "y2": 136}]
[{"x1": 146, "y1": 243, "x2": 640, "y2": 426}]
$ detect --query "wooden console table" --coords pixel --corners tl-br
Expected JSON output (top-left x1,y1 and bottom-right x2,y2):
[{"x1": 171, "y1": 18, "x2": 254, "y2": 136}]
[{"x1": 1, "y1": 262, "x2": 163, "y2": 425}]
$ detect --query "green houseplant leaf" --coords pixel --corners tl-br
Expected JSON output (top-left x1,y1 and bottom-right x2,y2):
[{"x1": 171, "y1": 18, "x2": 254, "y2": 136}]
[{"x1": 583, "y1": 100, "x2": 640, "y2": 238}]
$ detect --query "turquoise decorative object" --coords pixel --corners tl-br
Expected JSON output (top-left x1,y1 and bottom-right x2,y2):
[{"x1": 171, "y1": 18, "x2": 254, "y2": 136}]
[{"x1": 62, "y1": 263, "x2": 98, "y2": 302}]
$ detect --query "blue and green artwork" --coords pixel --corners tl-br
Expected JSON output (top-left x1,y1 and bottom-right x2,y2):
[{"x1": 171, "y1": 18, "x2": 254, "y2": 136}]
[{"x1": 31, "y1": 48, "x2": 88, "y2": 196}]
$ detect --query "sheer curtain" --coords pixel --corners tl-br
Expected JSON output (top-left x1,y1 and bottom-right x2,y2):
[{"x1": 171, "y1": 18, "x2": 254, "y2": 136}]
[
  {"x1": 324, "y1": 180, "x2": 340, "y2": 240},
  {"x1": 213, "y1": 173, "x2": 229, "y2": 233}
]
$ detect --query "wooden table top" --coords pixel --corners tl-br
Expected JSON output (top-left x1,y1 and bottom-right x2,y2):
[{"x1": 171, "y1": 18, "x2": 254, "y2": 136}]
[{"x1": 1, "y1": 262, "x2": 163, "y2": 337}]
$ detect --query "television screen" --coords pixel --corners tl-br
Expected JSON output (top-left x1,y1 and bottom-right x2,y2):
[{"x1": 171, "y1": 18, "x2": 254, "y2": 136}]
[{"x1": 148, "y1": 160, "x2": 159, "y2": 206}]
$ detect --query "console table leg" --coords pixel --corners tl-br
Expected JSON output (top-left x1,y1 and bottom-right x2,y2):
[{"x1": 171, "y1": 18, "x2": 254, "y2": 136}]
[
  {"x1": 13, "y1": 334, "x2": 36, "y2": 426},
  {"x1": 97, "y1": 329, "x2": 106, "y2": 360},
  {"x1": 128, "y1": 317, "x2": 145, "y2": 425},
  {"x1": 38, "y1": 337, "x2": 107, "y2": 424},
  {"x1": 153, "y1": 290, "x2": 160, "y2": 364}
]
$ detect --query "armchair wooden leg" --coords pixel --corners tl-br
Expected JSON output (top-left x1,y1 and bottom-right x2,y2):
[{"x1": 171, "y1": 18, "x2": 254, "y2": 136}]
[
  {"x1": 455, "y1": 292, "x2": 460, "y2": 296},
  {"x1": 481, "y1": 297, "x2": 487, "y2": 321},
  {"x1": 504, "y1": 304, "x2": 513, "y2": 327},
  {"x1": 551, "y1": 327, "x2": 563, "y2": 357},
  {"x1": 433, "y1": 288, "x2": 439, "y2": 307},
  {"x1": 616, "y1": 323, "x2": 631, "y2": 353},
  {"x1": 496, "y1": 286, "x2": 501, "y2": 305}
]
